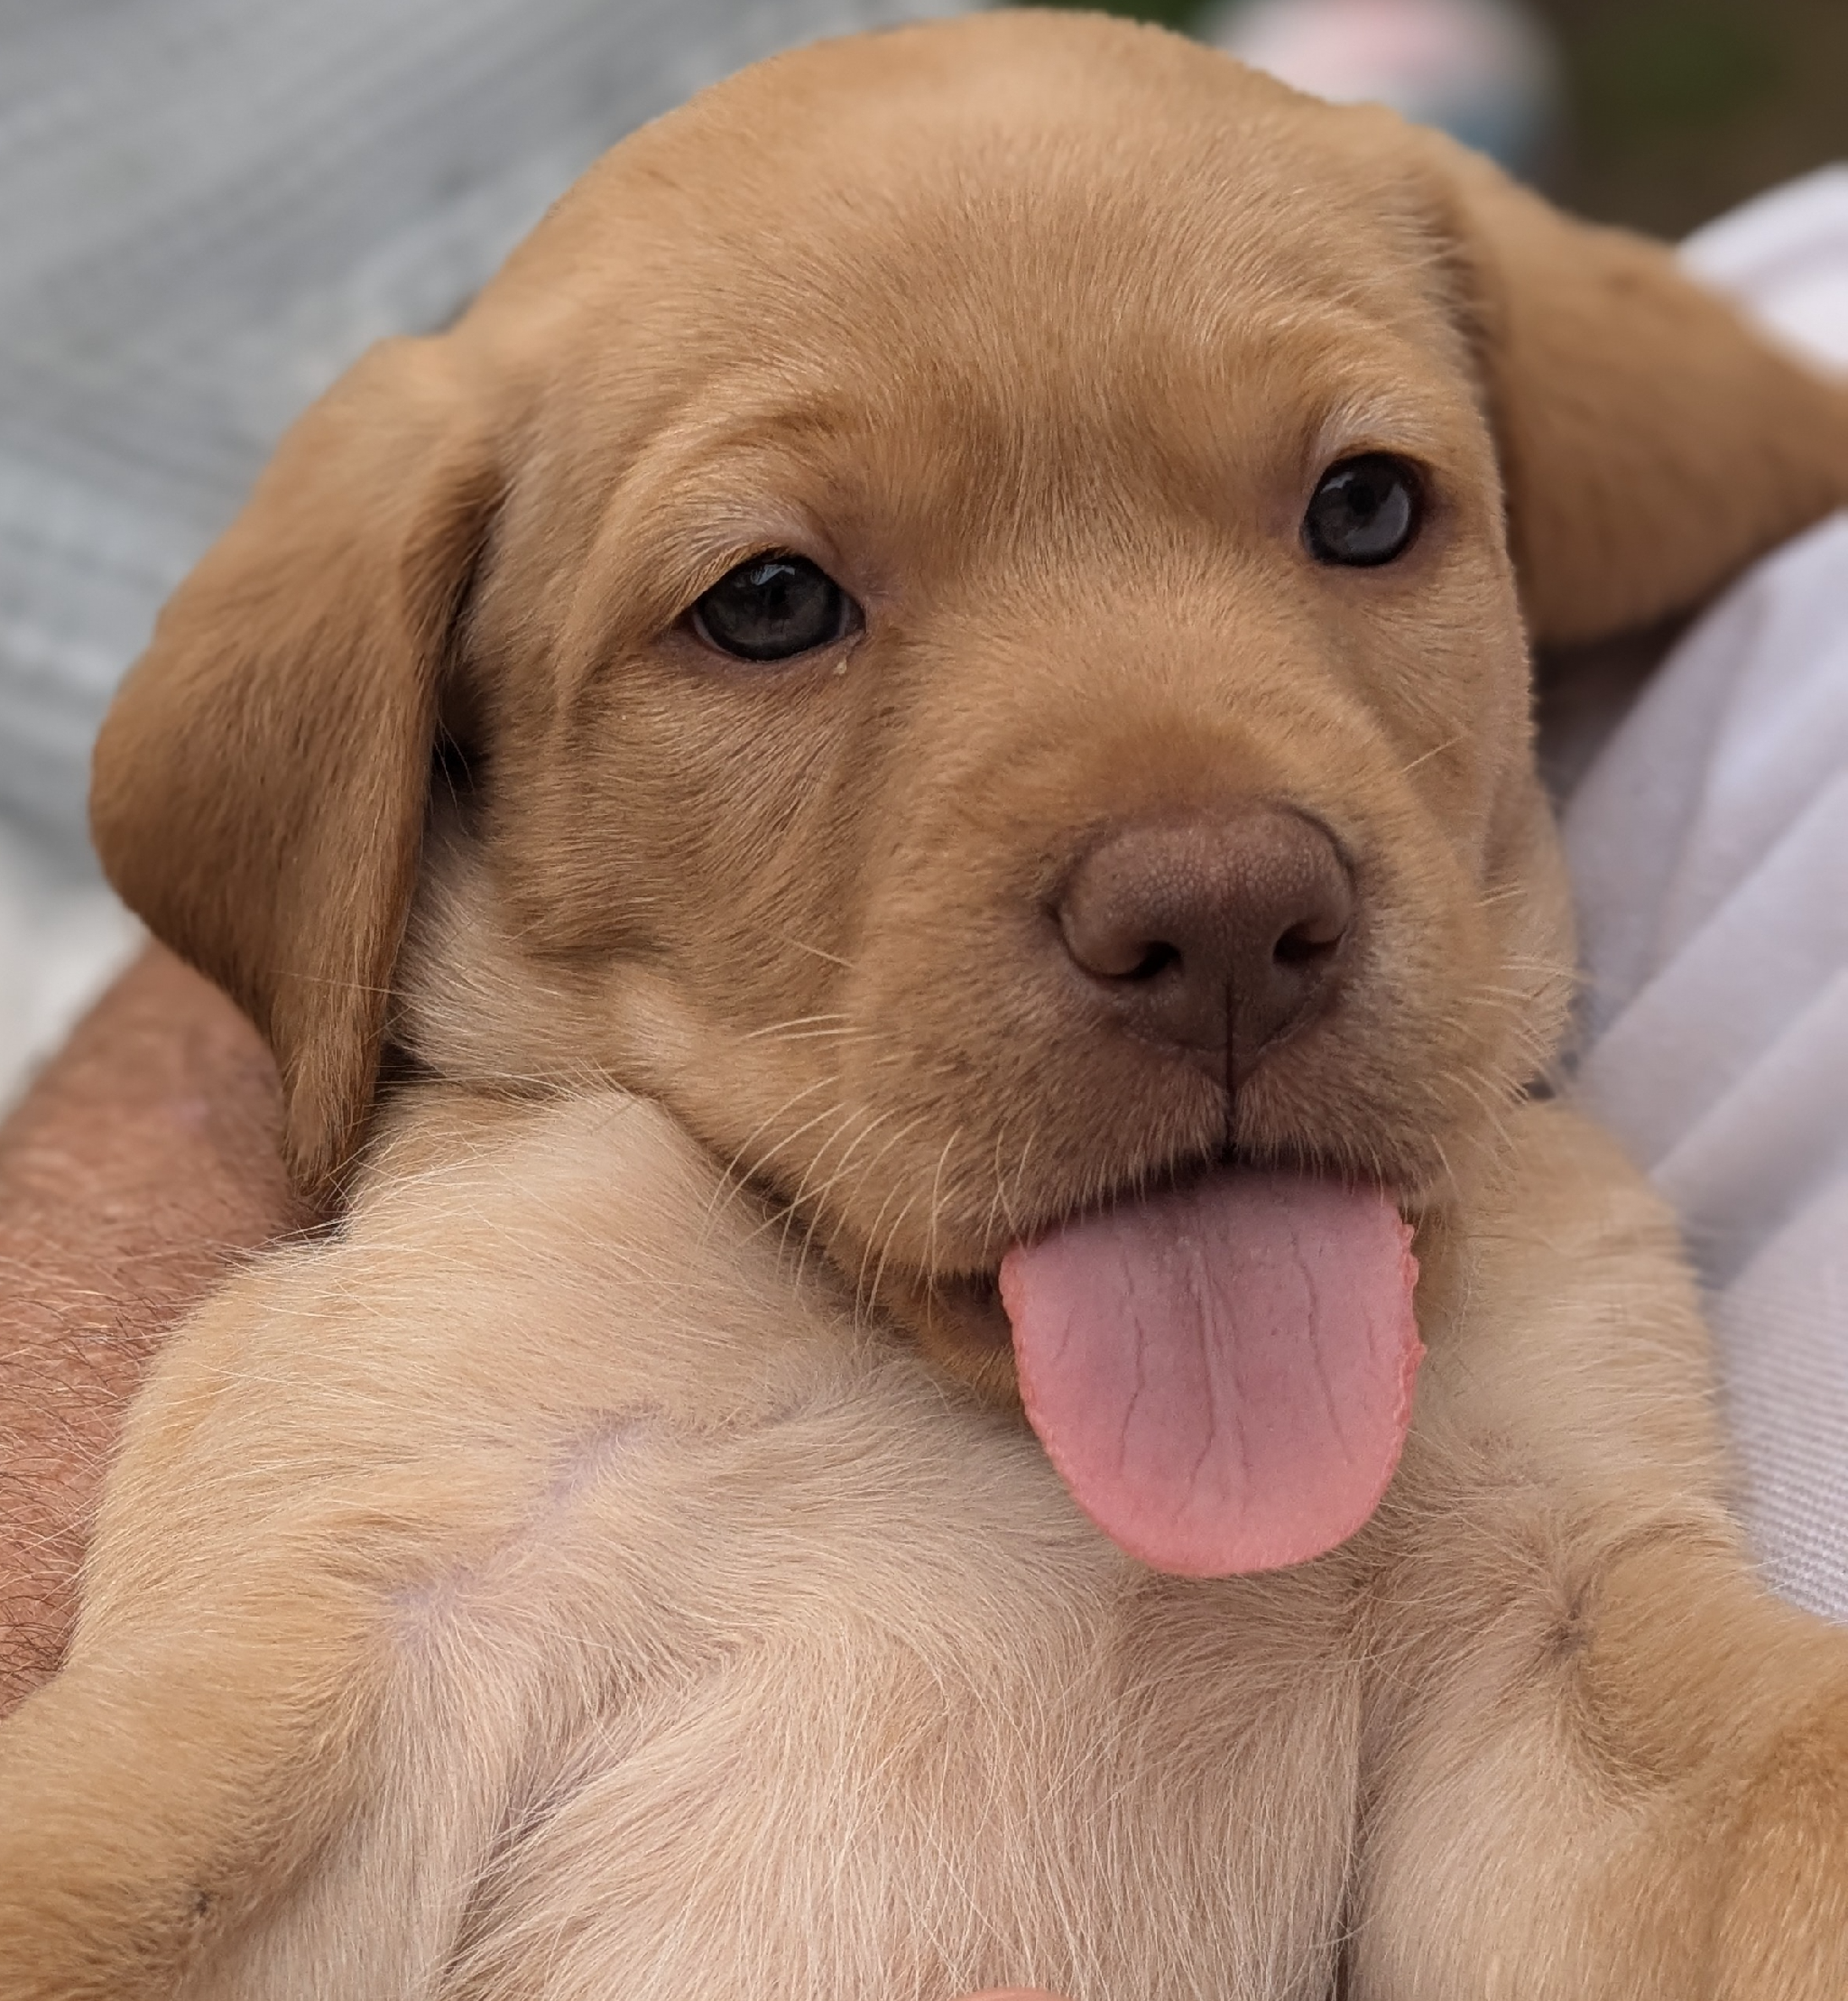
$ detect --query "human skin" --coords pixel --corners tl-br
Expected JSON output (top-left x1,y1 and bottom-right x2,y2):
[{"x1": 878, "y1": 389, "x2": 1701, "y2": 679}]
[{"x1": 0, "y1": 945, "x2": 307, "y2": 1715}]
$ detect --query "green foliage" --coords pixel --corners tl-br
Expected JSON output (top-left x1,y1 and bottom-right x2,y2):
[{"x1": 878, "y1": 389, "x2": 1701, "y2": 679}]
[
  {"x1": 1043, "y1": 0, "x2": 1209, "y2": 32},
  {"x1": 1576, "y1": 2, "x2": 1784, "y2": 137}
]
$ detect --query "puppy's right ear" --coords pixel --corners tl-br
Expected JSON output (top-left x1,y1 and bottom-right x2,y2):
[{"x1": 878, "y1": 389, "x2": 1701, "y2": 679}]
[
  {"x1": 91, "y1": 337, "x2": 501, "y2": 1201},
  {"x1": 1420, "y1": 134, "x2": 1848, "y2": 645}
]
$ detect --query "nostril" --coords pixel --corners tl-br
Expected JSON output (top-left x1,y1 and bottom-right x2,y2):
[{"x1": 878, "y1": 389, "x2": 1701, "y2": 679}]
[
  {"x1": 1273, "y1": 922, "x2": 1344, "y2": 968},
  {"x1": 1126, "y1": 941, "x2": 1181, "y2": 982}
]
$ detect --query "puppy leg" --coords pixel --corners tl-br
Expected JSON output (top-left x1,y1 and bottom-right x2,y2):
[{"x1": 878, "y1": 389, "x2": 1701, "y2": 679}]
[
  {"x1": 0, "y1": 1464, "x2": 589, "y2": 2001},
  {"x1": 1353, "y1": 1515, "x2": 1848, "y2": 1999},
  {"x1": 0, "y1": 1580, "x2": 388, "y2": 1998}
]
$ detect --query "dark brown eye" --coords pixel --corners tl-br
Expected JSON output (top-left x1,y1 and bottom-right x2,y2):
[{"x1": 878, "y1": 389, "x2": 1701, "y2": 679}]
[
  {"x1": 691, "y1": 554, "x2": 855, "y2": 662},
  {"x1": 1303, "y1": 455, "x2": 1422, "y2": 567}
]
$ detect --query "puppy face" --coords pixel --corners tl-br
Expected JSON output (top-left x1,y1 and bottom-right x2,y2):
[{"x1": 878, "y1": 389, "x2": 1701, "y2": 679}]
[
  {"x1": 93, "y1": 14, "x2": 1848, "y2": 1404},
  {"x1": 437, "y1": 42, "x2": 1545, "y2": 1388}
]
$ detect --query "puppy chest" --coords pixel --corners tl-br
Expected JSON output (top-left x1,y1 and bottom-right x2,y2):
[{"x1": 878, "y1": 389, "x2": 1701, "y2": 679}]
[{"x1": 398, "y1": 1413, "x2": 1363, "y2": 2000}]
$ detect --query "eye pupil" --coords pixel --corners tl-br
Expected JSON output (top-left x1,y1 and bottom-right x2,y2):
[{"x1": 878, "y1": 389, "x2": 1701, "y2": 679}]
[
  {"x1": 692, "y1": 555, "x2": 854, "y2": 662},
  {"x1": 1303, "y1": 454, "x2": 1421, "y2": 567}
]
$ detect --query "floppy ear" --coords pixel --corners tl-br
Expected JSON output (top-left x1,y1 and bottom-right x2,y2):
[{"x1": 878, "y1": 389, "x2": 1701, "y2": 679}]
[
  {"x1": 1427, "y1": 138, "x2": 1848, "y2": 646},
  {"x1": 90, "y1": 337, "x2": 500, "y2": 1200}
]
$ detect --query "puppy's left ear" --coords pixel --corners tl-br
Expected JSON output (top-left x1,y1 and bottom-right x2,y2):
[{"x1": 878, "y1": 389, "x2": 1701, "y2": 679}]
[{"x1": 1423, "y1": 136, "x2": 1848, "y2": 645}]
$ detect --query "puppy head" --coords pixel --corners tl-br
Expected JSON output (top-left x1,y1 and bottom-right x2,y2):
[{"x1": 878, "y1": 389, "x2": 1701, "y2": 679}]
[{"x1": 95, "y1": 14, "x2": 1847, "y2": 1415}]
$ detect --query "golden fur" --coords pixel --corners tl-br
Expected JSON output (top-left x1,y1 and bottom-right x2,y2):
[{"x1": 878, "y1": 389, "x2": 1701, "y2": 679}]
[{"x1": 5, "y1": 12, "x2": 1848, "y2": 1996}]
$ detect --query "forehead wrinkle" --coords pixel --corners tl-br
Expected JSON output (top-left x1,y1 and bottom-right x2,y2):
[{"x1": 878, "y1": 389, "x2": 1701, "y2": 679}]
[{"x1": 744, "y1": 180, "x2": 1454, "y2": 486}]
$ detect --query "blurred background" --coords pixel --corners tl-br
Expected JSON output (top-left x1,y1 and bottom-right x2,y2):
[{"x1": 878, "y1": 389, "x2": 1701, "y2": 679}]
[
  {"x1": 1, "y1": 0, "x2": 1844, "y2": 1108},
  {"x1": 1522, "y1": 0, "x2": 1846, "y2": 234}
]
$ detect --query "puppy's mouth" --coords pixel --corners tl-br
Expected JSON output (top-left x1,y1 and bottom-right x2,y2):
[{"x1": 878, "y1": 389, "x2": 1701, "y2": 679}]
[{"x1": 873, "y1": 1161, "x2": 1423, "y2": 1578}]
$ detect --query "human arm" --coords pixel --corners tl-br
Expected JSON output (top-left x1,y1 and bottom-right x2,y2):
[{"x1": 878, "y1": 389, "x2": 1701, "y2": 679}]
[{"x1": 0, "y1": 945, "x2": 306, "y2": 1713}]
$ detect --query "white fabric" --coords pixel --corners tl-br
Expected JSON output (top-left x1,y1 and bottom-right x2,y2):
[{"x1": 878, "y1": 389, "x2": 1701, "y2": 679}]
[
  {"x1": 1566, "y1": 173, "x2": 1848, "y2": 1621},
  {"x1": 1567, "y1": 512, "x2": 1848, "y2": 1622}
]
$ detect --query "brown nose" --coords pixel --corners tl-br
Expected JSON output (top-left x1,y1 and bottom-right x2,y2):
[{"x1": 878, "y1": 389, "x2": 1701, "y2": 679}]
[{"x1": 1056, "y1": 808, "x2": 1354, "y2": 1085}]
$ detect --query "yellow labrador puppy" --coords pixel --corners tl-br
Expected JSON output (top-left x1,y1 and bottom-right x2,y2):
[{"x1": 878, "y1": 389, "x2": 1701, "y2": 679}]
[{"x1": 5, "y1": 13, "x2": 1847, "y2": 1997}]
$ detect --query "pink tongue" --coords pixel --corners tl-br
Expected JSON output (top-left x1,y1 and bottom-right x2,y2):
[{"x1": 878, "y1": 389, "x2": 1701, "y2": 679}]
[{"x1": 999, "y1": 1172, "x2": 1421, "y2": 1577}]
